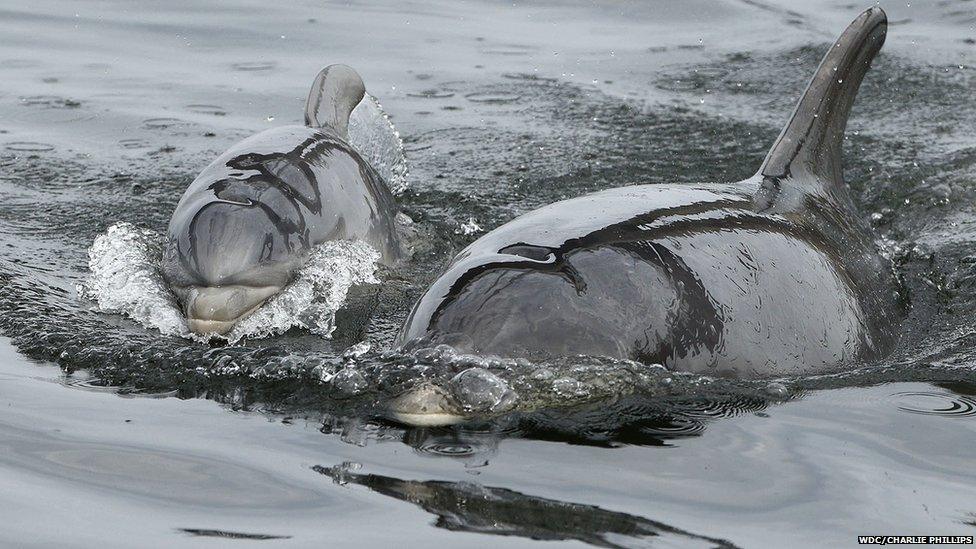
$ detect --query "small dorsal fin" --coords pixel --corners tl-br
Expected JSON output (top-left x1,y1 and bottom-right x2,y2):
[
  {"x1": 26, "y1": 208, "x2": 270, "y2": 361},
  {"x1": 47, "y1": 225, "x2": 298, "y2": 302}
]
[
  {"x1": 304, "y1": 64, "x2": 366, "y2": 138},
  {"x1": 758, "y1": 7, "x2": 886, "y2": 195}
]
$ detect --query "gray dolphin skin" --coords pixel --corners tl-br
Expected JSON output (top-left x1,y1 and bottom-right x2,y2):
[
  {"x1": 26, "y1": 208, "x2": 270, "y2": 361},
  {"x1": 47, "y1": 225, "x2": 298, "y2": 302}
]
[
  {"x1": 162, "y1": 65, "x2": 400, "y2": 336},
  {"x1": 399, "y1": 8, "x2": 903, "y2": 379}
]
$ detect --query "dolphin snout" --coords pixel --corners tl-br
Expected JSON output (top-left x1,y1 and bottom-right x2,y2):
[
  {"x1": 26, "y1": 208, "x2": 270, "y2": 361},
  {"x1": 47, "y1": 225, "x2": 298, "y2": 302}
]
[
  {"x1": 387, "y1": 384, "x2": 466, "y2": 427},
  {"x1": 178, "y1": 284, "x2": 280, "y2": 335}
]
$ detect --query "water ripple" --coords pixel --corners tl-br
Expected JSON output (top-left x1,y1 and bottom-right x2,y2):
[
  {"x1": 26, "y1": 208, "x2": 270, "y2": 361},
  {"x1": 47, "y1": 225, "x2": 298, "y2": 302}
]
[
  {"x1": 465, "y1": 92, "x2": 521, "y2": 104},
  {"x1": 892, "y1": 391, "x2": 976, "y2": 417},
  {"x1": 4, "y1": 141, "x2": 54, "y2": 152},
  {"x1": 230, "y1": 61, "x2": 277, "y2": 72}
]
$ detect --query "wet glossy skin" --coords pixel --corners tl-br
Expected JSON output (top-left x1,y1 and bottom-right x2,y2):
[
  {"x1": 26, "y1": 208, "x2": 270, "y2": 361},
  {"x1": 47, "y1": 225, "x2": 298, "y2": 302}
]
[
  {"x1": 161, "y1": 125, "x2": 399, "y2": 330},
  {"x1": 399, "y1": 180, "x2": 902, "y2": 378},
  {"x1": 398, "y1": 7, "x2": 900, "y2": 379}
]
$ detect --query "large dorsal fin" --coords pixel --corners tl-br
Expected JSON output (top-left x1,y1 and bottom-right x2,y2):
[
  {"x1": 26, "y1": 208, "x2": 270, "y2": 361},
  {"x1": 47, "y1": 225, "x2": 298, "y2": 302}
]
[
  {"x1": 304, "y1": 64, "x2": 366, "y2": 139},
  {"x1": 757, "y1": 7, "x2": 886, "y2": 198}
]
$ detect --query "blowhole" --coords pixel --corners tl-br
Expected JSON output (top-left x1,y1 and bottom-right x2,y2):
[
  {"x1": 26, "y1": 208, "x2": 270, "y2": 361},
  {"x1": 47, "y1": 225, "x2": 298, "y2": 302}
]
[{"x1": 499, "y1": 244, "x2": 554, "y2": 262}]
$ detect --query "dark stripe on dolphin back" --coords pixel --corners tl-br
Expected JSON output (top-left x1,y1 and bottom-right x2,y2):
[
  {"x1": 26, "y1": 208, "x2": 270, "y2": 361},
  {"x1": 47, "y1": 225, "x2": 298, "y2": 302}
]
[
  {"x1": 618, "y1": 241, "x2": 724, "y2": 365},
  {"x1": 758, "y1": 7, "x2": 886, "y2": 193},
  {"x1": 304, "y1": 64, "x2": 366, "y2": 139},
  {"x1": 425, "y1": 197, "x2": 751, "y2": 323},
  {"x1": 179, "y1": 135, "x2": 355, "y2": 279}
]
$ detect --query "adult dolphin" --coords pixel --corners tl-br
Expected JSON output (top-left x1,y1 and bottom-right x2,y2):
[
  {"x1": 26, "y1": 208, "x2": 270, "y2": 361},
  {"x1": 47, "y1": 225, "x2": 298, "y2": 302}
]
[
  {"x1": 399, "y1": 8, "x2": 903, "y2": 379},
  {"x1": 161, "y1": 65, "x2": 400, "y2": 336}
]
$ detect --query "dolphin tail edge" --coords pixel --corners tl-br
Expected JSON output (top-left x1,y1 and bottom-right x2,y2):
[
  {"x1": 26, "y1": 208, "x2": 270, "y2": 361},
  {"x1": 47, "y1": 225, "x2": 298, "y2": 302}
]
[
  {"x1": 304, "y1": 64, "x2": 367, "y2": 138},
  {"x1": 757, "y1": 7, "x2": 887, "y2": 192}
]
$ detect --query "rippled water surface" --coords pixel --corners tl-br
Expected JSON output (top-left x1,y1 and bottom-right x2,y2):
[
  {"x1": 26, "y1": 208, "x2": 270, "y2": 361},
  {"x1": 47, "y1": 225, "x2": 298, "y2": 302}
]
[{"x1": 1, "y1": 0, "x2": 976, "y2": 547}]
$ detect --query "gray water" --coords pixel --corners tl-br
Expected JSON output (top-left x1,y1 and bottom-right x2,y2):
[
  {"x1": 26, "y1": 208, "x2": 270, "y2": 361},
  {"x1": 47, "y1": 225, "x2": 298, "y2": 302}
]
[{"x1": 1, "y1": 0, "x2": 976, "y2": 547}]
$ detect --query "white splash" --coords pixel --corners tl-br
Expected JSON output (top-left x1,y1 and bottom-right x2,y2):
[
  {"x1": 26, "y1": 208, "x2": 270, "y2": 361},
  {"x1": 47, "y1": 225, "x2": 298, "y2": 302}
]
[
  {"x1": 227, "y1": 240, "x2": 379, "y2": 341},
  {"x1": 456, "y1": 217, "x2": 483, "y2": 235},
  {"x1": 80, "y1": 222, "x2": 380, "y2": 343},
  {"x1": 79, "y1": 222, "x2": 188, "y2": 336},
  {"x1": 349, "y1": 93, "x2": 409, "y2": 195}
]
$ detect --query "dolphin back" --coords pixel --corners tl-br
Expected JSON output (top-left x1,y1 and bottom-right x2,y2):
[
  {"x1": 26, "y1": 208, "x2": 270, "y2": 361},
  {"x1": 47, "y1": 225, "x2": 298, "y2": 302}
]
[
  {"x1": 758, "y1": 7, "x2": 886, "y2": 197},
  {"x1": 304, "y1": 64, "x2": 366, "y2": 139}
]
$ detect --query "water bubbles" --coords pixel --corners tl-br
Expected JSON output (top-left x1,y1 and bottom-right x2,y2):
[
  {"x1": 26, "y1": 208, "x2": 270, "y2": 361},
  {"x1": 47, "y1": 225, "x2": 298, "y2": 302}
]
[
  {"x1": 449, "y1": 368, "x2": 517, "y2": 413},
  {"x1": 552, "y1": 377, "x2": 588, "y2": 398},
  {"x1": 453, "y1": 354, "x2": 490, "y2": 369},
  {"x1": 332, "y1": 367, "x2": 369, "y2": 396},
  {"x1": 412, "y1": 343, "x2": 462, "y2": 365},
  {"x1": 310, "y1": 358, "x2": 340, "y2": 383},
  {"x1": 531, "y1": 367, "x2": 555, "y2": 381},
  {"x1": 343, "y1": 341, "x2": 371, "y2": 359},
  {"x1": 412, "y1": 345, "x2": 450, "y2": 363},
  {"x1": 763, "y1": 382, "x2": 789, "y2": 399}
]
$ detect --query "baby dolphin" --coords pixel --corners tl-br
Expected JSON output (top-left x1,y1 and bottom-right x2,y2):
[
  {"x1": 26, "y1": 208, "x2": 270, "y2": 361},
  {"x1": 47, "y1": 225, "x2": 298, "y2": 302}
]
[
  {"x1": 162, "y1": 65, "x2": 400, "y2": 336},
  {"x1": 399, "y1": 8, "x2": 903, "y2": 380}
]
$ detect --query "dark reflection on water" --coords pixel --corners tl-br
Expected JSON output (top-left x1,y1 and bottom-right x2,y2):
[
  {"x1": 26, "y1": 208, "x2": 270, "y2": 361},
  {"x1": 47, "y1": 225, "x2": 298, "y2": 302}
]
[
  {"x1": 178, "y1": 529, "x2": 291, "y2": 540},
  {"x1": 316, "y1": 463, "x2": 739, "y2": 548},
  {"x1": 505, "y1": 396, "x2": 771, "y2": 448},
  {"x1": 312, "y1": 392, "x2": 779, "y2": 450}
]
